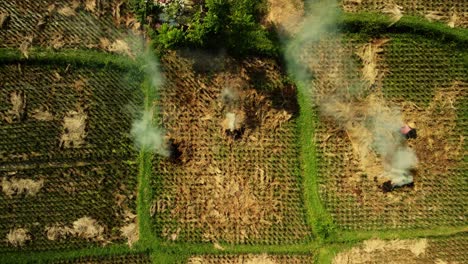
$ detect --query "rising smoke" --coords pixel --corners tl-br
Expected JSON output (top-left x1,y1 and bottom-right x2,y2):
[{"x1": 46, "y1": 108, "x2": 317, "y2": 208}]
[
  {"x1": 285, "y1": 0, "x2": 417, "y2": 187},
  {"x1": 130, "y1": 39, "x2": 170, "y2": 156}
]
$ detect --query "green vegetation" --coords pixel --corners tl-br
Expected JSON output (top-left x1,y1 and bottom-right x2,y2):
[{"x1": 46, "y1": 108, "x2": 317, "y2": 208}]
[{"x1": 134, "y1": 0, "x2": 277, "y2": 56}]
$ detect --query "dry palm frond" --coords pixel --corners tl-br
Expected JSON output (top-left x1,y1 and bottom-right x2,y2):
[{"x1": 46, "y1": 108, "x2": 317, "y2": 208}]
[
  {"x1": 99, "y1": 38, "x2": 111, "y2": 50},
  {"x1": 72, "y1": 216, "x2": 105, "y2": 240},
  {"x1": 6, "y1": 228, "x2": 31, "y2": 247},
  {"x1": 383, "y1": 4, "x2": 403, "y2": 26},
  {"x1": 213, "y1": 242, "x2": 224, "y2": 250}
]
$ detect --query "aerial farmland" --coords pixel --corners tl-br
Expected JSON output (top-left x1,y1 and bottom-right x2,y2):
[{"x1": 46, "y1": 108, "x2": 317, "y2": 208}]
[{"x1": 0, "y1": 0, "x2": 466, "y2": 263}]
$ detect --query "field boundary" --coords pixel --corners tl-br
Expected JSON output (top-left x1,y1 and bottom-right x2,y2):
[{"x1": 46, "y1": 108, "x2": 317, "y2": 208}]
[
  {"x1": 0, "y1": 48, "x2": 140, "y2": 71},
  {"x1": 339, "y1": 13, "x2": 468, "y2": 49},
  {"x1": 296, "y1": 83, "x2": 337, "y2": 242}
]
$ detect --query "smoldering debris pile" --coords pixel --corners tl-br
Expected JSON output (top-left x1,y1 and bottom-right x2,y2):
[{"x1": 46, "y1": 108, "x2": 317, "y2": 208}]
[
  {"x1": 286, "y1": 2, "x2": 419, "y2": 190},
  {"x1": 220, "y1": 87, "x2": 246, "y2": 139}
]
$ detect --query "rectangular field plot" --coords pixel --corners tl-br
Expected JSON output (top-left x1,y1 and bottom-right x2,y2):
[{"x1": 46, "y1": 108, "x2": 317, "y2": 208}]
[
  {"x1": 312, "y1": 34, "x2": 467, "y2": 230},
  {"x1": 0, "y1": 160, "x2": 138, "y2": 252},
  {"x1": 0, "y1": 63, "x2": 141, "y2": 164},
  {"x1": 0, "y1": 0, "x2": 133, "y2": 50},
  {"x1": 151, "y1": 52, "x2": 311, "y2": 244},
  {"x1": 185, "y1": 254, "x2": 314, "y2": 264},
  {"x1": 0, "y1": 61, "x2": 141, "y2": 251}
]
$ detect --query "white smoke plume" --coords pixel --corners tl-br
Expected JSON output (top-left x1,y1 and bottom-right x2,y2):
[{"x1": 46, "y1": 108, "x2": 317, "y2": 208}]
[
  {"x1": 129, "y1": 38, "x2": 169, "y2": 156},
  {"x1": 285, "y1": 0, "x2": 417, "y2": 187},
  {"x1": 131, "y1": 110, "x2": 169, "y2": 156}
]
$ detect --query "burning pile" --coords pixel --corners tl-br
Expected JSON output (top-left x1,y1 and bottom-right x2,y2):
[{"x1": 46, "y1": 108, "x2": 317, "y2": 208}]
[{"x1": 305, "y1": 38, "x2": 418, "y2": 191}]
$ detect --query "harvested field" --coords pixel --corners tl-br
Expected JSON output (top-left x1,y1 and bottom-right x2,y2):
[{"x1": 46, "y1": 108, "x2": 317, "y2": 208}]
[
  {"x1": 341, "y1": 0, "x2": 468, "y2": 28},
  {"x1": 0, "y1": 0, "x2": 139, "y2": 51},
  {"x1": 311, "y1": 34, "x2": 467, "y2": 230},
  {"x1": 0, "y1": 63, "x2": 142, "y2": 164},
  {"x1": 0, "y1": 161, "x2": 138, "y2": 251},
  {"x1": 0, "y1": 58, "x2": 142, "y2": 251},
  {"x1": 333, "y1": 234, "x2": 468, "y2": 264},
  {"x1": 186, "y1": 254, "x2": 314, "y2": 264},
  {"x1": 152, "y1": 51, "x2": 311, "y2": 244}
]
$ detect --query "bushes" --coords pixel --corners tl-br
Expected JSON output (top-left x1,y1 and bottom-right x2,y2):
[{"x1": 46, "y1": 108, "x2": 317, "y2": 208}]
[{"x1": 139, "y1": 0, "x2": 277, "y2": 56}]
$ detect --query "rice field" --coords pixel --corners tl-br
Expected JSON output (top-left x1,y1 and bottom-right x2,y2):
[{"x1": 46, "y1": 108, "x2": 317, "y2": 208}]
[{"x1": 0, "y1": 0, "x2": 466, "y2": 263}]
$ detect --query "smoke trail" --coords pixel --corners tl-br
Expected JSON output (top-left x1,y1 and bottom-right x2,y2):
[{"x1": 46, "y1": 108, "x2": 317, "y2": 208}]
[
  {"x1": 285, "y1": 0, "x2": 417, "y2": 187},
  {"x1": 130, "y1": 38, "x2": 169, "y2": 156},
  {"x1": 131, "y1": 109, "x2": 169, "y2": 156}
]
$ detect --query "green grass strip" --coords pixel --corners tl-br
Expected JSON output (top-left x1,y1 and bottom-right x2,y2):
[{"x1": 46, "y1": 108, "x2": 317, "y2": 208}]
[
  {"x1": 339, "y1": 13, "x2": 468, "y2": 49},
  {"x1": 296, "y1": 83, "x2": 336, "y2": 242},
  {"x1": 0, "y1": 48, "x2": 140, "y2": 71}
]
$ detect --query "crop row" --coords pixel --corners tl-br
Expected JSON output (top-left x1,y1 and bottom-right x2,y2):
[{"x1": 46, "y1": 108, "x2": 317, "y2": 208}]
[
  {"x1": 0, "y1": 0, "x2": 124, "y2": 50},
  {"x1": 152, "y1": 53, "x2": 310, "y2": 244},
  {"x1": 50, "y1": 253, "x2": 152, "y2": 264},
  {"x1": 314, "y1": 34, "x2": 467, "y2": 230},
  {"x1": 0, "y1": 159, "x2": 138, "y2": 252},
  {"x1": 0, "y1": 63, "x2": 142, "y2": 164}
]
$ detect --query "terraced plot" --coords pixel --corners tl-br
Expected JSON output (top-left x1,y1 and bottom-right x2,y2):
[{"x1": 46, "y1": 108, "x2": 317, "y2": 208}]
[
  {"x1": 0, "y1": 0, "x2": 138, "y2": 53},
  {"x1": 151, "y1": 51, "x2": 311, "y2": 244},
  {"x1": 0, "y1": 60, "x2": 141, "y2": 251},
  {"x1": 311, "y1": 34, "x2": 467, "y2": 230}
]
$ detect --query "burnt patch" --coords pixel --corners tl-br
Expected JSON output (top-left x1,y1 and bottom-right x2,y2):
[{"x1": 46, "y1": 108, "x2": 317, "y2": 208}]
[{"x1": 225, "y1": 127, "x2": 245, "y2": 140}]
